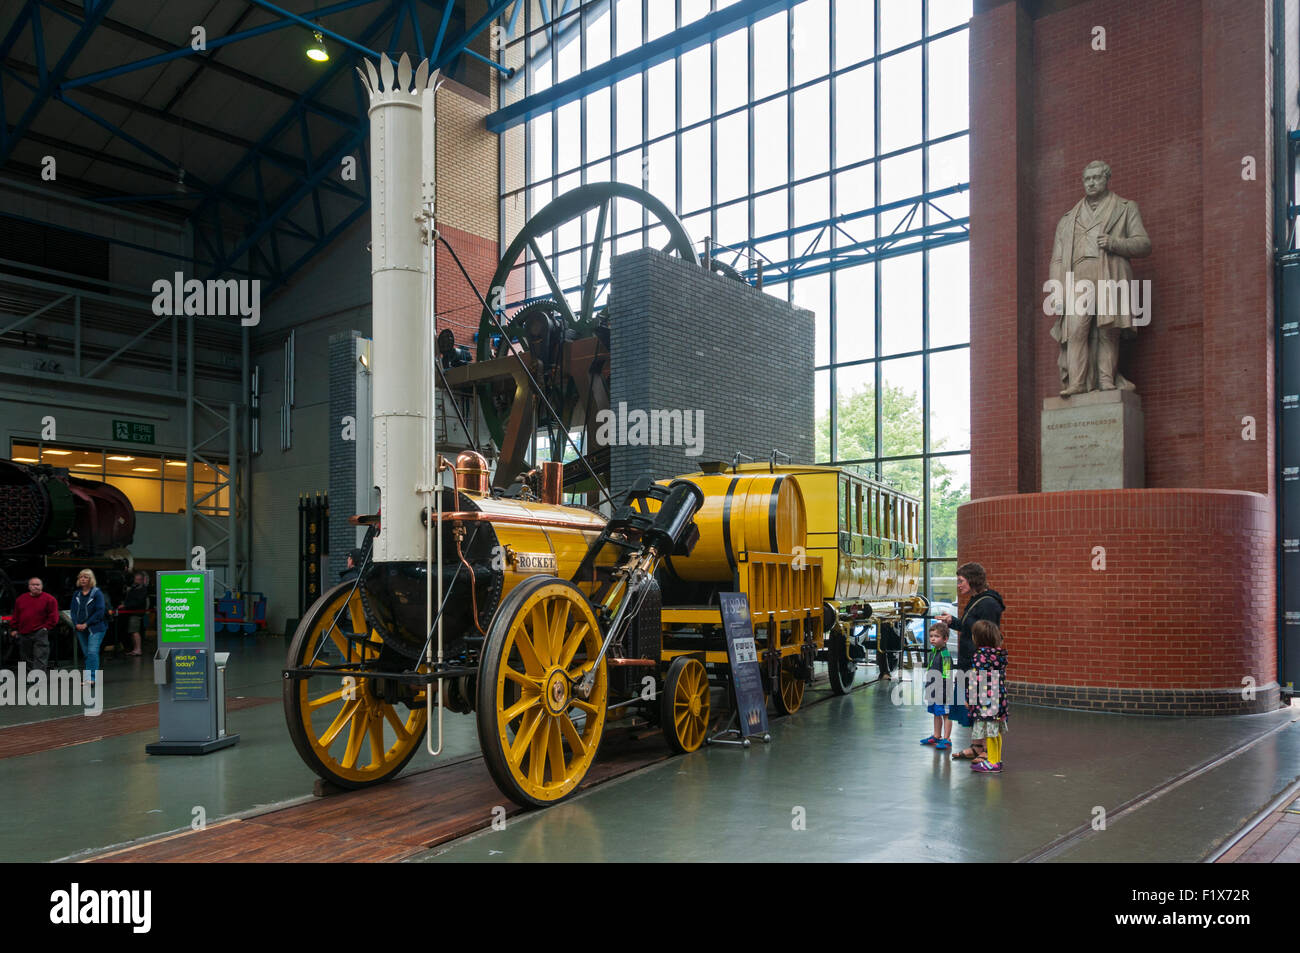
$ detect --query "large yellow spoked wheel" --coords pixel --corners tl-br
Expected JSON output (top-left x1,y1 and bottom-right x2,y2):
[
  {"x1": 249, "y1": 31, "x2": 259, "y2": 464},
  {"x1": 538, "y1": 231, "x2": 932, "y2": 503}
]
[
  {"x1": 661, "y1": 656, "x2": 710, "y2": 753},
  {"x1": 284, "y1": 581, "x2": 428, "y2": 789},
  {"x1": 477, "y1": 576, "x2": 607, "y2": 807},
  {"x1": 772, "y1": 655, "x2": 805, "y2": 715}
]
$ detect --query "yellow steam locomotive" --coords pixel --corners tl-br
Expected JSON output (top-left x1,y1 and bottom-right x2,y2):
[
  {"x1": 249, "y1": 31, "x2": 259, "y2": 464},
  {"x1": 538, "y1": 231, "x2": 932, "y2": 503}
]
[{"x1": 283, "y1": 453, "x2": 921, "y2": 808}]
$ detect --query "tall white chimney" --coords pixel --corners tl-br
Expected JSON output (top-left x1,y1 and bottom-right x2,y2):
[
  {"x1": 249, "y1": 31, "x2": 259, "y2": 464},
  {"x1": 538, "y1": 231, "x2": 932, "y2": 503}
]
[{"x1": 358, "y1": 54, "x2": 438, "y2": 562}]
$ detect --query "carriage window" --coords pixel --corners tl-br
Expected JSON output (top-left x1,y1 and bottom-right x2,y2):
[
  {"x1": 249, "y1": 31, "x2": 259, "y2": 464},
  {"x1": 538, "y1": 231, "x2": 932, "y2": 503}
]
[
  {"x1": 854, "y1": 484, "x2": 863, "y2": 534},
  {"x1": 840, "y1": 479, "x2": 850, "y2": 529}
]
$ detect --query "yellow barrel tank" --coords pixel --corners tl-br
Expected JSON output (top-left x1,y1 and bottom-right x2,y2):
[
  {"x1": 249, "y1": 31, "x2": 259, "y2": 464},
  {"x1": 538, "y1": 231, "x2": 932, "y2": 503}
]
[{"x1": 663, "y1": 471, "x2": 807, "y2": 582}]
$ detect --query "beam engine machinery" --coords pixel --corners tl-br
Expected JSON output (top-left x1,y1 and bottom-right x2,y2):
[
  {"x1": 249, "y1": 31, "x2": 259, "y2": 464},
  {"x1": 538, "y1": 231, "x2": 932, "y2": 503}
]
[{"x1": 282, "y1": 55, "x2": 923, "y2": 807}]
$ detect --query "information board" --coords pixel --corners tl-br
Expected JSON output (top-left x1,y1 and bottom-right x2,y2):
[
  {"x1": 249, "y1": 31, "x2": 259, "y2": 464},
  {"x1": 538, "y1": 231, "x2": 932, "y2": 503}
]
[
  {"x1": 718, "y1": 591, "x2": 770, "y2": 738},
  {"x1": 172, "y1": 649, "x2": 208, "y2": 701},
  {"x1": 159, "y1": 573, "x2": 207, "y2": 643}
]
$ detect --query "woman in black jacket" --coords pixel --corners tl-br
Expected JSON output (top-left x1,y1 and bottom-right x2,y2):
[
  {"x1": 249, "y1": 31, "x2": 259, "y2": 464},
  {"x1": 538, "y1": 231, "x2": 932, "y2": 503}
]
[{"x1": 938, "y1": 562, "x2": 1005, "y2": 762}]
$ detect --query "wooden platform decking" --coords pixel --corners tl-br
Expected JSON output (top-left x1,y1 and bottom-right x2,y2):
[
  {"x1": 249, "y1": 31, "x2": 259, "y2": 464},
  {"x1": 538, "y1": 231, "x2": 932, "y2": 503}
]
[
  {"x1": 85, "y1": 732, "x2": 673, "y2": 862},
  {"x1": 1217, "y1": 789, "x2": 1300, "y2": 863}
]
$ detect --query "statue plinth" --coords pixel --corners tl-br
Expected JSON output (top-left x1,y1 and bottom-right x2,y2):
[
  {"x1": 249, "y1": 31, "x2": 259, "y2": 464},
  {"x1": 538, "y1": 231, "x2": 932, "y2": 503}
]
[{"x1": 1041, "y1": 390, "x2": 1144, "y2": 491}]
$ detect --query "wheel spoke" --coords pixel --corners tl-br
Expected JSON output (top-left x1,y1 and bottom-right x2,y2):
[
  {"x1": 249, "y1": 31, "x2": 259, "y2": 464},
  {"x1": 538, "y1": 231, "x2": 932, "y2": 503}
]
[
  {"x1": 527, "y1": 237, "x2": 578, "y2": 328},
  {"x1": 580, "y1": 199, "x2": 610, "y2": 321},
  {"x1": 558, "y1": 712, "x2": 587, "y2": 760},
  {"x1": 340, "y1": 710, "x2": 366, "y2": 768},
  {"x1": 382, "y1": 704, "x2": 412, "y2": 743},
  {"x1": 571, "y1": 697, "x2": 600, "y2": 718},
  {"x1": 548, "y1": 597, "x2": 572, "y2": 664},
  {"x1": 308, "y1": 686, "x2": 347, "y2": 710},
  {"x1": 319, "y1": 696, "x2": 361, "y2": 747},
  {"x1": 547, "y1": 715, "x2": 566, "y2": 784},
  {"x1": 528, "y1": 715, "x2": 550, "y2": 786},
  {"x1": 366, "y1": 714, "x2": 385, "y2": 768},
  {"x1": 507, "y1": 708, "x2": 544, "y2": 768},
  {"x1": 511, "y1": 623, "x2": 544, "y2": 676},
  {"x1": 558, "y1": 621, "x2": 590, "y2": 669},
  {"x1": 503, "y1": 691, "x2": 542, "y2": 723},
  {"x1": 529, "y1": 602, "x2": 553, "y2": 666},
  {"x1": 504, "y1": 665, "x2": 541, "y2": 691}
]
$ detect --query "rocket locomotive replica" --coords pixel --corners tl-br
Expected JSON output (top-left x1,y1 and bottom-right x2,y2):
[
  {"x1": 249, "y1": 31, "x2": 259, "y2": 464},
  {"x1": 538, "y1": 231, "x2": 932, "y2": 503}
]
[{"x1": 283, "y1": 55, "x2": 924, "y2": 808}]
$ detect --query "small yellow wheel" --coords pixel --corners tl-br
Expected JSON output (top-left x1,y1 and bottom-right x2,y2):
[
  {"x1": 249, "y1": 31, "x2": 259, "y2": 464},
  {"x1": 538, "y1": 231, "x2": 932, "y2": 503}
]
[
  {"x1": 284, "y1": 582, "x2": 427, "y2": 789},
  {"x1": 662, "y1": 656, "x2": 710, "y2": 753},
  {"x1": 772, "y1": 655, "x2": 805, "y2": 715},
  {"x1": 477, "y1": 576, "x2": 607, "y2": 807}
]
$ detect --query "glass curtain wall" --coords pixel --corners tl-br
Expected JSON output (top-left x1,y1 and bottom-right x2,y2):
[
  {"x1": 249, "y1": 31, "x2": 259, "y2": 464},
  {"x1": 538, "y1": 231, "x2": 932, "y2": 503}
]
[{"x1": 499, "y1": 0, "x2": 972, "y2": 600}]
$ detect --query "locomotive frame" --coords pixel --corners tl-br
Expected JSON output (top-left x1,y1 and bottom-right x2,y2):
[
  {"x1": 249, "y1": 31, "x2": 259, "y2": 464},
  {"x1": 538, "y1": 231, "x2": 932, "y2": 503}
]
[{"x1": 282, "y1": 456, "x2": 923, "y2": 807}]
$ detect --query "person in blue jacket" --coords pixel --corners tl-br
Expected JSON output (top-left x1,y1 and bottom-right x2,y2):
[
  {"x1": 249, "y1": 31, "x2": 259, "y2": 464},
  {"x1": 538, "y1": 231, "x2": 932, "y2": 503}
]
[{"x1": 70, "y1": 568, "x2": 108, "y2": 685}]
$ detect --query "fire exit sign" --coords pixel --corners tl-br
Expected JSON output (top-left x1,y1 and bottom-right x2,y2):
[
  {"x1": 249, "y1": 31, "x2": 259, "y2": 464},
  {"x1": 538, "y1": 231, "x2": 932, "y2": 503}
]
[{"x1": 112, "y1": 420, "x2": 155, "y2": 444}]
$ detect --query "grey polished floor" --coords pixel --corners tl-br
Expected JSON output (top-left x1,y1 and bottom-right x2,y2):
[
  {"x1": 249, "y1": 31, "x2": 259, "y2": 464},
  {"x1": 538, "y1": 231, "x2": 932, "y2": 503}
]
[
  {"x1": 412, "y1": 678, "x2": 1300, "y2": 863},
  {"x1": 1, "y1": 641, "x2": 1297, "y2": 863}
]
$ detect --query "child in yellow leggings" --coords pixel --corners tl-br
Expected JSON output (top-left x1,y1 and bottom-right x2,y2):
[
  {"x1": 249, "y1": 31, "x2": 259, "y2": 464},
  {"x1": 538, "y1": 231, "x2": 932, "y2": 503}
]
[{"x1": 969, "y1": 620, "x2": 1008, "y2": 774}]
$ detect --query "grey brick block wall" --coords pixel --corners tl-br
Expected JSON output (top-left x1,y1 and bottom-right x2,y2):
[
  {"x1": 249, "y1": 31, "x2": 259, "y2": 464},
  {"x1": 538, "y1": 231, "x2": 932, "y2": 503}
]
[
  {"x1": 328, "y1": 331, "x2": 363, "y2": 581},
  {"x1": 607, "y1": 249, "x2": 814, "y2": 493}
]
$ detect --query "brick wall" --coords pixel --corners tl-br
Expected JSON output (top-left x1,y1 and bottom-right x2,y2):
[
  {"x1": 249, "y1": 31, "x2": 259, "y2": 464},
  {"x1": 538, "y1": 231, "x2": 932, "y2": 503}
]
[
  {"x1": 966, "y1": 0, "x2": 1282, "y2": 712},
  {"x1": 436, "y1": 80, "x2": 500, "y2": 352},
  {"x1": 958, "y1": 488, "x2": 1278, "y2": 713},
  {"x1": 971, "y1": 0, "x2": 1275, "y2": 497},
  {"x1": 328, "y1": 331, "x2": 363, "y2": 581},
  {"x1": 608, "y1": 249, "x2": 814, "y2": 492}
]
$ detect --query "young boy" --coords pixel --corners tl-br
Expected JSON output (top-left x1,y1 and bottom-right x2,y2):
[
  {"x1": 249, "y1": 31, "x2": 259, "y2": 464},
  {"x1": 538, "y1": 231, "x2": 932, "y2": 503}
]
[{"x1": 919, "y1": 622, "x2": 953, "y2": 751}]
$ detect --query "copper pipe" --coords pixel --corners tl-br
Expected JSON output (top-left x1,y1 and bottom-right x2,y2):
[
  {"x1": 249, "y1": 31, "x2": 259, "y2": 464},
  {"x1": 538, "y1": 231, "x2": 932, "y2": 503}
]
[
  {"x1": 541, "y1": 461, "x2": 564, "y2": 505},
  {"x1": 606, "y1": 658, "x2": 656, "y2": 667},
  {"x1": 454, "y1": 527, "x2": 486, "y2": 636},
  {"x1": 443, "y1": 511, "x2": 604, "y2": 532}
]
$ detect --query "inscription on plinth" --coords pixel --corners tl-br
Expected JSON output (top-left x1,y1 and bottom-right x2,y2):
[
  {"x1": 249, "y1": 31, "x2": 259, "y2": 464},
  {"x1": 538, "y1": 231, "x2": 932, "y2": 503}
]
[{"x1": 1041, "y1": 389, "x2": 1144, "y2": 491}]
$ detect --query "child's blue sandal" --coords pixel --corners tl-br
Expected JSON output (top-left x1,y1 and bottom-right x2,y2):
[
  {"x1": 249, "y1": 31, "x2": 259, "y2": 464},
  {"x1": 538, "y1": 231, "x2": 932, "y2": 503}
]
[
  {"x1": 920, "y1": 735, "x2": 939, "y2": 746},
  {"x1": 934, "y1": 738, "x2": 952, "y2": 750}
]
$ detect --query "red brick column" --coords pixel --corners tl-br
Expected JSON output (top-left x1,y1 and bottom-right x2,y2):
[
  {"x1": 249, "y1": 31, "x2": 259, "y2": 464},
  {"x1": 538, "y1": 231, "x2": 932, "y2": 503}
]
[
  {"x1": 958, "y1": 489, "x2": 1278, "y2": 713},
  {"x1": 964, "y1": 0, "x2": 1279, "y2": 714}
]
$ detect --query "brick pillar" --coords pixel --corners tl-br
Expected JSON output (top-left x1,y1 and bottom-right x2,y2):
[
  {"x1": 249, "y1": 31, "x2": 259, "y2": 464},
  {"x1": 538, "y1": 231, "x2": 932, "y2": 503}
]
[
  {"x1": 963, "y1": 0, "x2": 1281, "y2": 713},
  {"x1": 969, "y1": 1, "x2": 1039, "y2": 499}
]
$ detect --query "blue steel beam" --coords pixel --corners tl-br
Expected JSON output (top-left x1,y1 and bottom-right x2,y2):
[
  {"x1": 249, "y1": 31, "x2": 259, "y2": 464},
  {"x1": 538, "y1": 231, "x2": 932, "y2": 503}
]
[
  {"x1": 0, "y1": 1, "x2": 38, "y2": 66},
  {"x1": 0, "y1": 0, "x2": 115, "y2": 164},
  {"x1": 200, "y1": 0, "x2": 512, "y2": 288},
  {"x1": 431, "y1": 0, "x2": 511, "y2": 70},
  {"x1": 265, "y1": 198, "x2": 371, "y2": 296},
  {"x1": 486, "y1": 0, "x2": 796, "y2": 133},
  {"x1": 188, "y1": 1, "x2": 401, "y2": 279},
  {"x1": 245, "y1": 0, "x2": 381, "y2": 59},
  {"x1": 430, "y1": 0, "x2": 457, "y2": 61},
  {"x1": 407, "y1": 0, "x2": 425, "y2": 58},
  {"x1": 62, "y1": 0, "x2": 385, "y2": 90}
]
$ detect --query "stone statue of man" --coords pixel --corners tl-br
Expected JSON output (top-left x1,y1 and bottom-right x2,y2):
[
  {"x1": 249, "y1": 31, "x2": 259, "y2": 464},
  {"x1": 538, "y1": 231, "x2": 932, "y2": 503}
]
[{"x1": 1048, "y1": 160, "x2": 1152, "y2": 397}]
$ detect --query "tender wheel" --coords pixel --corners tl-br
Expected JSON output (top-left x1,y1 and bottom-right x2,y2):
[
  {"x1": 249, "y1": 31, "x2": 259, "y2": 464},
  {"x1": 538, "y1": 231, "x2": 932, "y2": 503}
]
[
  {"x1": 772, "y1": 655, "x2": 805, "y2": 715},
  {"x1": 827, "y1": 629, "x2": 856, "y2": 695},
  {"x1": 662, "y1": 656, "x2": 710, "y2": 753},
  {"x1": 876, "y1": 621, "x2": 902, "y2": 677},
  {"x1": 284, "y1": 582, "x2": 427, "y2": 789},
  {"x1": 477, "y1": 576, "x2": 607, "y2": 807}
]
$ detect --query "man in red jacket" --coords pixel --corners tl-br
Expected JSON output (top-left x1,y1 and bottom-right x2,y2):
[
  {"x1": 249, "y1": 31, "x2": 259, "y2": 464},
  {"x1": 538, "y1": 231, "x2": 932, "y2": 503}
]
[{"x1": 13, "y1": 577, "x2": 58, "y2": 673}]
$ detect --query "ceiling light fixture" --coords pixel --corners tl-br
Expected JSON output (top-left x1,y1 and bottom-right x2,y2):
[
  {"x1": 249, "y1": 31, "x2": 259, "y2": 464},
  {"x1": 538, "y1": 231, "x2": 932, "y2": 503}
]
[
  {"x1": 307, "y1": 30, "x2": 329, "y2": 62},
  {"x1": 107, "y1": 455, "x2": 135, "y2": 462}
]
